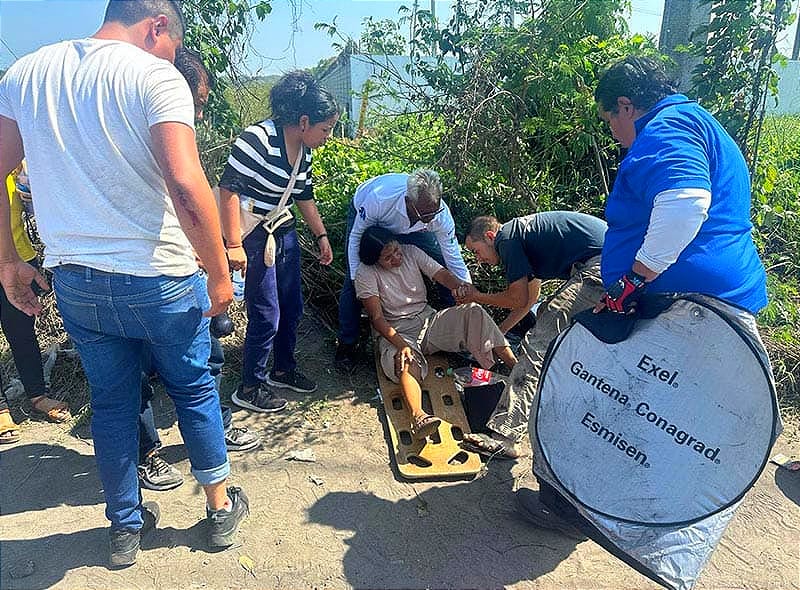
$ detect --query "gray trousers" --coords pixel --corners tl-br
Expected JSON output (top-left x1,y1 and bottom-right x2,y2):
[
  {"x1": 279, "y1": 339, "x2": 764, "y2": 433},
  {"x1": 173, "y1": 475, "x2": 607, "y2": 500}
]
[
  {"x1": 377, "y1": 303, "x2": 508, "y2": 383},
  {"x1": 486, "y1": 255, "x2": 605, "y2": 441}
]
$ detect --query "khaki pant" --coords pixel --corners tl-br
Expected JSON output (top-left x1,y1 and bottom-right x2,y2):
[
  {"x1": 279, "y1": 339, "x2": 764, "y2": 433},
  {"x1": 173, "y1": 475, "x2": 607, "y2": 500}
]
[
  {"x1": 486, "y1": 255, "x2": 605, "y2": 441},
  {"x1": 377, "y1": 303, "x2": 508, "y2": 383}
]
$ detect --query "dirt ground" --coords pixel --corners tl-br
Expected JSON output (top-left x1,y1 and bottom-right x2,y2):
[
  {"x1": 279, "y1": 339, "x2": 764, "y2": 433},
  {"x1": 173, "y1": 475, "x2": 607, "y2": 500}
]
[{"x1": 1, "y1": 313, "x2": 799, "y2": 590}]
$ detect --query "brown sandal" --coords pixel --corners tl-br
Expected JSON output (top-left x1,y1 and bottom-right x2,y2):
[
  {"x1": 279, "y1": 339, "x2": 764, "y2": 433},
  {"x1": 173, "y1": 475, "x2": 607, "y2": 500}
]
[
  {"x1": 410, "y1": 413, "x2": 441, "y2": 440},
  {"x1": 0, "y1": 411, "x2": 21, "y2": 444},
  {"x1": 30, "y1": 396, "x2": 72, "y2": 423}
]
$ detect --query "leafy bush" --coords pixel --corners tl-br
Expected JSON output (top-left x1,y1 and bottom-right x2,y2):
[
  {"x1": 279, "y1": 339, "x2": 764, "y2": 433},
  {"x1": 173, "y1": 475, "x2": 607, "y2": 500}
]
[
  {"x1": 751, "y1": 116, "x2": 800, "y2": 408},
  {"x1": 301, "y1": 3, "x2": 800, "y2": 408}
]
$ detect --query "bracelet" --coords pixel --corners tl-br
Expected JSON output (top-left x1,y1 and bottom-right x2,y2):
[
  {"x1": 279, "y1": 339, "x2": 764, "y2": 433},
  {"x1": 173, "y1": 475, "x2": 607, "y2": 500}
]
[
  {"x1": 226, "y1": 243, "x2": 243, "y2": 249},
  {"x1": 315, "y1": 233, "x2": 328, "y2": 242}
]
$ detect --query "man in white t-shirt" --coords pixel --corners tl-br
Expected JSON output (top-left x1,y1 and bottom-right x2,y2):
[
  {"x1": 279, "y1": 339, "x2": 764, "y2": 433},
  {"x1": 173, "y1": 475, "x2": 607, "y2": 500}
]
[
  {"x1": 335, "y1": 169, "x2": 471, "y2": 371},
  {"x1": 0, "y1": 0, "x2": 248, "y2": 566}
]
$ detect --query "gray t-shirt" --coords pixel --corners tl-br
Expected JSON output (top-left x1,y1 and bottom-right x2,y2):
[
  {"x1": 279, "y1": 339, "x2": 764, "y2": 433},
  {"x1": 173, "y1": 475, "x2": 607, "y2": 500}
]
[
  {"x1": 0, "y1": 39, "x2": 198, "y2": 276},
  {"x1": 354, "y1": 245, "x2": 443, "y2": 321}
]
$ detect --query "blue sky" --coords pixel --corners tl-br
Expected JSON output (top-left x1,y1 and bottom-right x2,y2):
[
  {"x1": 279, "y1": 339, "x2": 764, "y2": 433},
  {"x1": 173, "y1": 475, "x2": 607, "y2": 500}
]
[{"x1": 0, "y1": 1, "x2": 794, "y2": 74}]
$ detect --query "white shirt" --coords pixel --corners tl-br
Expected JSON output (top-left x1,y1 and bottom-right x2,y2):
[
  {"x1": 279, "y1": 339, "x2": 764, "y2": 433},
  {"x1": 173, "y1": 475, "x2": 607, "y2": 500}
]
[
  {"x1": 347, "y1": 173, "x2": 470, "y2": 282},
  {"x1": 636, "y1": 188, "x2": 711, "y2": 274},
  {"x1": 0, "y1": 38, "x2": 198, "y2": 276}
]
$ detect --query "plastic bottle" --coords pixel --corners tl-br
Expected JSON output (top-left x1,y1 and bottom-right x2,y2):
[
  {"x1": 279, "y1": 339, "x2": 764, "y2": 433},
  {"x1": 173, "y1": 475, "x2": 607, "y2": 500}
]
[
  {"x1": 15, "y1": 170, "x2": 34, "y2": 215},
  {"x1": 232, "y1": 269, "x2": 245, "y2": 302},
  {"x1": 447, "y1": 366, "x2": 499, "y2": 387},
  {"x1": 15, "y1": 170, "x2": 30, "y2": 195}
]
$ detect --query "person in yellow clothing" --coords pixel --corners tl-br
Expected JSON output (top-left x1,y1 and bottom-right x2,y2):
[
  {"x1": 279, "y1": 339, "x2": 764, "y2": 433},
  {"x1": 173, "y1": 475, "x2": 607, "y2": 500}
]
[{"x1": 0, "y1": 164, "x2": 71, "y2": 444}]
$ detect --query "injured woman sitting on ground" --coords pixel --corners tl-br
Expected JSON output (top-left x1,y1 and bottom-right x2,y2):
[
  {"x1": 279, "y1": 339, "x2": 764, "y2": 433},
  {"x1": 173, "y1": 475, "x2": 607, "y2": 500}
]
[{"x1": 354, "y1": 226, "x2": 517, "y2": 440}]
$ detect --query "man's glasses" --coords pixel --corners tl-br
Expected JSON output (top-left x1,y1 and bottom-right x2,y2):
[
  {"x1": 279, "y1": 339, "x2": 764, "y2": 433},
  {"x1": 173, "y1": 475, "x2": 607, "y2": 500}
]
[{"x1": 410, "y1": 200, "x2": 445, "y2": 223}]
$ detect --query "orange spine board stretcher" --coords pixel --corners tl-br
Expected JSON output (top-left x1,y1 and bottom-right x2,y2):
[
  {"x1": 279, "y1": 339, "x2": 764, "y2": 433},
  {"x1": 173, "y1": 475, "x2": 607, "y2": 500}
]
[{"x1": 375, "y1": 351, "x2": 483, "y2": 480}]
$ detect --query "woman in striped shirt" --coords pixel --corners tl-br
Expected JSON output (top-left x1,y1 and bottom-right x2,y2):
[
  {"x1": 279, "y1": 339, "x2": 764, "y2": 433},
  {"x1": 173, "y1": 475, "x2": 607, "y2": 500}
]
[{"x1": 218, "y1": 71, "x2": 339, "y2": 412}]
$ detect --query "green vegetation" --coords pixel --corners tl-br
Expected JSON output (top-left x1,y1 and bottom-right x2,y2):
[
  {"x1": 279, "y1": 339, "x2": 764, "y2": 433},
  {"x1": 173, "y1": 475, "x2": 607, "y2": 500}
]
[
  {"x1": 750, "y1": 115, "x2": 800, "y2": 405},
  {"x1": 297, "y1": 0, "x2": 799, "y2": 408},
  {"x1": 6, "y1": 0, "x2": 794, "y2": 417}
]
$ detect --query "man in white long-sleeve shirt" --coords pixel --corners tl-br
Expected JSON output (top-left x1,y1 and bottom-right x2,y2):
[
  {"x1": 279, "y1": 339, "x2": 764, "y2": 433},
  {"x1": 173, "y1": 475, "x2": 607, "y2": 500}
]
[{"x1": 335, "y1": 170, "x2": 470, "y2": 370}]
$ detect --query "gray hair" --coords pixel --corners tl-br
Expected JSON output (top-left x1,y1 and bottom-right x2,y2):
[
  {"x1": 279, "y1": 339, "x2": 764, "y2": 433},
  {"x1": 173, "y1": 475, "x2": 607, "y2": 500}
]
[{"x1": 406, "y1": 169, "x2": 442, "y2": 205}]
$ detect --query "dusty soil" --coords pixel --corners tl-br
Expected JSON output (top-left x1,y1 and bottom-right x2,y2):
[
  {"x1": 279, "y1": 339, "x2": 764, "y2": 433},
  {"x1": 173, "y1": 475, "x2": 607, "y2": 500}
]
[{"x1": 1, "y1": 313, "x2": 799, "y2": 590}]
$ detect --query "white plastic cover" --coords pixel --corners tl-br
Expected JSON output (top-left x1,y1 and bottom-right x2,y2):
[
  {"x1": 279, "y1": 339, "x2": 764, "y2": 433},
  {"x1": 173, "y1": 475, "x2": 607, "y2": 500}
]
[{"x1": 532, "y1": 295, "x2": 780, "y2": 590}]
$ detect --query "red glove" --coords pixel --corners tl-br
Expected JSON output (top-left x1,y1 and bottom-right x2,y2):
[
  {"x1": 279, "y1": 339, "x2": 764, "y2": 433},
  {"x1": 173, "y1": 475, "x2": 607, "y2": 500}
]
[{"x1": 601, "y1": 271, "x2": 646, "y2": 314}]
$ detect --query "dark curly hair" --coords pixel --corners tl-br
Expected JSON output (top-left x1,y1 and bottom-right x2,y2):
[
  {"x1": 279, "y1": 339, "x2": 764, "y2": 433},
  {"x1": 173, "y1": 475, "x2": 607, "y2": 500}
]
[
  {"x1": 270, "y1": 70, "x2": 340, "y2": 127},
  {"x1": 594, "y1": 56, "x2": 677, "y2": 113}
]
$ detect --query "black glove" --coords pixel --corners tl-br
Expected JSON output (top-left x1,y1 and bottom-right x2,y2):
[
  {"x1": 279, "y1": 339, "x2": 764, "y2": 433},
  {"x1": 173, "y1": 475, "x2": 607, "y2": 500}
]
[
  {"x1": 209, "y1": 311, "x2": 235, "y2": 338},
  {"x1": 601, "y1": 271, "x2": 646, "y2": 314}
]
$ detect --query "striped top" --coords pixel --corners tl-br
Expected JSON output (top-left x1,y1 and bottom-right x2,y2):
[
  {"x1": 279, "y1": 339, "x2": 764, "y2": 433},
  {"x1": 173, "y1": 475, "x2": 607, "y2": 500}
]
[{"x1": 219, "y1": 118, "x2": 313, "y2": 216}]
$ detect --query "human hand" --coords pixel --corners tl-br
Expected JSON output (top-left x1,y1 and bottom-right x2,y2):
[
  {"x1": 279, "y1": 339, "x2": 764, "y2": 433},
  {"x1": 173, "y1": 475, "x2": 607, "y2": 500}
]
[
  {"x1": 453, "y1": 282, "x2": 477, "y2": 304},
  {"x1": 594, "y1": 271, "x2": 646, "y2": 314},
  {"x1": 192, "y1": 248, "x2": 206, "y2": 271},
  {"x1": 393, "y1": 346, "x2": 415, "y2": 377},
  {"x1": 318, "y1": 236, "x2": 333, "y2": 266},
  {"x1": 226, "y1": 245, "x2": 247, "y2": 274},
  {"x1": 0, "y1": 260, "x2": 48, "y2": 316},
  {"x1": 204, "y1": 272, "x2": 234, "y2": 317}
]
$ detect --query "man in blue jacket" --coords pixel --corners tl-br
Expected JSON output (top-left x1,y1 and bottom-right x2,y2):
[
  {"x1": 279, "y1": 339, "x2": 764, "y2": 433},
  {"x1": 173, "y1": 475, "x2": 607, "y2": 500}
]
[
  {"x1": 594, "y1": 56, "x2": 767, "y2": 316},
  {"x1": 516, "y1": 55, "x2": 768, "y2": 537}
]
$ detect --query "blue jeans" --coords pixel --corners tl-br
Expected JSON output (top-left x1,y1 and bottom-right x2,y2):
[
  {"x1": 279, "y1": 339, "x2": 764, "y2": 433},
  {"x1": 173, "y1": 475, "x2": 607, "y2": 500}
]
[
  {"x1": 53, "y1": 266, "x2": 230, "y2": 531},
  {"x1": 337, "y1": 203, "x2": 454, "y2": 345},
  {"x1": 242, "y1": 225, "x2": 303, "y2": 386},
  {"x1": 139, "y1": 335, "x2": 232, "y2": 461}
]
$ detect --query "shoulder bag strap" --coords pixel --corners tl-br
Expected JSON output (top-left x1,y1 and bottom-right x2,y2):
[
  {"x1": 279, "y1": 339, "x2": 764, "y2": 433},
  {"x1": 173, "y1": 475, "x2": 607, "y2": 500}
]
[{"x1": 264, "y1": 144, "x2": 304, "y2": 223}]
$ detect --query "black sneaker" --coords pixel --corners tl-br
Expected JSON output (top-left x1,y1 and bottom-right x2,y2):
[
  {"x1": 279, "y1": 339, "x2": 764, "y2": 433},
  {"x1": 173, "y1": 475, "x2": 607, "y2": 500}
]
[
  {"x1": 266, "y1": 370, "x2": 317, "y2": 393},
  {"x1": 138, "y1": 453, "x2": 184, "y2": 491},
  {"x1": 207, "y1": 486, "x2": 250, "y2": 548},
  {"x1": 334, "y1": 342, "x2": 359, "y2": 372},
  {"x1": 231, "y1": 384, "x2": 288, "y2": 413},
  {"x1": 515, "y1": 489, "x2": 587, "y2": 541},
  {"x1": 225, "y1": 425, "x2": 261, "y2": 452},
  {"x1": 109, "y1": 501, "x2": 160, "y2": 567}
]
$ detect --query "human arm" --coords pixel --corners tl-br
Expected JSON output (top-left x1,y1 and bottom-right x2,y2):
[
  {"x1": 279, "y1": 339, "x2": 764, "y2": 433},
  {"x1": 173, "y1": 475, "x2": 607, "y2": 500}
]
[
  {"x1": 0, "y1": 116, "x2": 48, "y2": 315},
  {"x1": 432, "y1": 267, "x2": 465, "y2": 291},
  {"x1": 295, "y1": 199, "x2": 332, "y2": 265},
  {"x1": 459, "y1": 276, "x2": 529, "y2": 311},
  {"x1": 347, "y1": 199, "x2": 374, "y2": 280},
  {"x1": 636, "y1": 187, "x2": 710, "y2": 277},
  {"x1": 499, "y1": 279, "x2": 541, "y2": 333},
  {"x1": 595, "y1": 187, "x2": 710, "y2": 313},
  {"x1": 362, "y1": 294, "x2": 415, "y2": 374},
  {"x1": 217, "y1": 187, "x2": 247, "y2": 273},
  {"x1": 150, "y1": 122, "x2": 231, "y2": 316},
  {"x1": 433, "y1": 204, "x2": 471, "y2": 282}
]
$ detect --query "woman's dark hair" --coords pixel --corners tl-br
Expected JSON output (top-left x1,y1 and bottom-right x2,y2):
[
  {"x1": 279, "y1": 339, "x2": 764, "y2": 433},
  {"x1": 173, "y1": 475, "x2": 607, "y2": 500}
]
[
  {"x1": 174, "y1": 47, "x2": 214, "y2": 93},
  {"x1": 594, "y1": 56, "x2": 677, "y2": 113},
  {"x1": 270, "y1": 70, "x2": 340, "y2": 127},
  {"x1": 359, "y1": 226, "x2": 398, "y2": 266}
]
